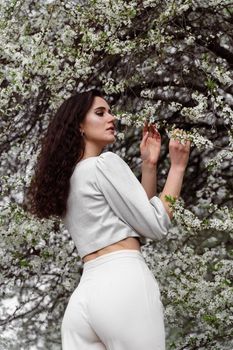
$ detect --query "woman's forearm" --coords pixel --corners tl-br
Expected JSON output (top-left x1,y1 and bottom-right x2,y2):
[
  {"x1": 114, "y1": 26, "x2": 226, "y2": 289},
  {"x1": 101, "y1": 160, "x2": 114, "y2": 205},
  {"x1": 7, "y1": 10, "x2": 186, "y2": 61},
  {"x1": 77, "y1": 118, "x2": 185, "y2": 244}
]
[
  {"x1": 141, "y1": 162, "x2": 186, "y2": 220},
  {"x1": 159, "y1": 166, "x2": 186, "y2": 219},
  {"x1": 141, "y1": 161, "x2": 157, "y2": 199}
]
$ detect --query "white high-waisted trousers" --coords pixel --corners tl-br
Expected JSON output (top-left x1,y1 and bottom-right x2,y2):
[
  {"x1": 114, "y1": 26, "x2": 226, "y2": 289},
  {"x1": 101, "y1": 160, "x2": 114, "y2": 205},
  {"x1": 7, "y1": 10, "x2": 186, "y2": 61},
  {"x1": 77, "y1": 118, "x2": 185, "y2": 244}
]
[{"x1": 61, "y1": 249, "x2": 165, "y2": 350}]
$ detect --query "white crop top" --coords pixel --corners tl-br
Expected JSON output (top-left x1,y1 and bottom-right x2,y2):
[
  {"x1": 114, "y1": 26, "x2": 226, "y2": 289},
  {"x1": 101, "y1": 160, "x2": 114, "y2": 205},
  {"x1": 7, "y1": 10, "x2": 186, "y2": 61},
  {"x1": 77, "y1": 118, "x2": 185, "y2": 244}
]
[{"x1": 63, "y1": 151, "x2": 172, "y2": 259}]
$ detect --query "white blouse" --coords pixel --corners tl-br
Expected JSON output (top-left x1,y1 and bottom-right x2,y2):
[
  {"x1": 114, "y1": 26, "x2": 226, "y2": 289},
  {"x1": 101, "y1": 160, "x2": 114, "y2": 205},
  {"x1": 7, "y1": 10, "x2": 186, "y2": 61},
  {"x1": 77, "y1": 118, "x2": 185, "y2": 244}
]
[{"x1": 63, "y1": 151, "x2": 171, "y2": 259}]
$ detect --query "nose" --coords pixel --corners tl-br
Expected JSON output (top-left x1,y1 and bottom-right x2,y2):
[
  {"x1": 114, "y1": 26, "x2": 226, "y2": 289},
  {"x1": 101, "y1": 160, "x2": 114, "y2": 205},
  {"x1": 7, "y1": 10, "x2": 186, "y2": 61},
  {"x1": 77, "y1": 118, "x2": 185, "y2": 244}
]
[
  {"x1": 108, "y1": 112, "x2": 116, "y2": 121},
  {"x1": 107, "y1": 112, "x2": 117, "y2": 128}
]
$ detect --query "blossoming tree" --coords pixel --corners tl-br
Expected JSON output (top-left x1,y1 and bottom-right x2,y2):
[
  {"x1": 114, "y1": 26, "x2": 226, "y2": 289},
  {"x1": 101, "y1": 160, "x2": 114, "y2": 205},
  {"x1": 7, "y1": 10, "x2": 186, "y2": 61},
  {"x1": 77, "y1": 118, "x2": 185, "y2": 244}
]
[{"x1": 0, "y1": 0, "x2": 232, "y2": 349}]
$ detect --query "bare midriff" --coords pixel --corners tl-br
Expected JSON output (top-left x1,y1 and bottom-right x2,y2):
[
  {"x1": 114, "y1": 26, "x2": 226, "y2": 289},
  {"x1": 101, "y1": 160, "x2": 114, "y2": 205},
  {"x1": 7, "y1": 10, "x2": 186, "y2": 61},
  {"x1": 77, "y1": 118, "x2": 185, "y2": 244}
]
[{"x1": 82, "y1": 237, "x2": 141, "y2": 263}]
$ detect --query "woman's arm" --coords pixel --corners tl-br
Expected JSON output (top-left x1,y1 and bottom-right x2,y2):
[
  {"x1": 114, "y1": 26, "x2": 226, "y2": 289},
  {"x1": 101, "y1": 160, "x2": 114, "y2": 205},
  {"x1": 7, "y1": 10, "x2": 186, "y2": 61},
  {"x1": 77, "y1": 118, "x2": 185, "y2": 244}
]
[
  {"x1": 140, "y1": 122, "x2": 160, "y2": 199},
  {"x1": 95, "y1": 151, "x2": 171, "y2": 241},
  {"x1": 159, "y1": 167, "x2": 185, "y2": 220},
  {"x1": 140, "y1": 162, "x2": 186, "y2": 220},
  {"x1": 139, "y1": 124, "x2": 191, "y2": 220},
  {"x1": 159, "y1": 131, "x2": 191, "y2": 220},
  {"x1": 141, "y1": 161, "x2": 157, "y2": 199}
]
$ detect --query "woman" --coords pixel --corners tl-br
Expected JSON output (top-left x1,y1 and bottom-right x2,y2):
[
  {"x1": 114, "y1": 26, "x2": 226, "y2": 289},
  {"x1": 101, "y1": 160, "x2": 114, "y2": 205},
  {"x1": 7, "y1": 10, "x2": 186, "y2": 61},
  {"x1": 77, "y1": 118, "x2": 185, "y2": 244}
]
[{"x1": 26, "y1": 89, "x2": 191, "y2": 349}]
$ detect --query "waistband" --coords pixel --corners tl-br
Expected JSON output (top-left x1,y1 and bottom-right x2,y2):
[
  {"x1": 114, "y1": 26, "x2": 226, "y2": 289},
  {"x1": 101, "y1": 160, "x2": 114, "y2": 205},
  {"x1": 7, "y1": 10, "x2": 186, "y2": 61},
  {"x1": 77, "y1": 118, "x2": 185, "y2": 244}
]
[{"x1": 83, "y1": 249, "x2": 145, "y2": 272}]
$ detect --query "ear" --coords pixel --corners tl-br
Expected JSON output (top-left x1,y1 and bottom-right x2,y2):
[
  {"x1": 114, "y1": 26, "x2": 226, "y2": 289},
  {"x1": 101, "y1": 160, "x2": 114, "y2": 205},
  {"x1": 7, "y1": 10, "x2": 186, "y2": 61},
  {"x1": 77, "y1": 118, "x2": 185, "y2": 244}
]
[{"x1": 79, "y1": 122, "x2": 84, "y2": 131}]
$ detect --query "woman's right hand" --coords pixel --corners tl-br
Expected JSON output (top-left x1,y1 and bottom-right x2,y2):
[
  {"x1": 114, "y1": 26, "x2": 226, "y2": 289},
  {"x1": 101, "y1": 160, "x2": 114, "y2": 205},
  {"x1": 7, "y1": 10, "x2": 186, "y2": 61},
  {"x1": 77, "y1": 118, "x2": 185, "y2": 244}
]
[{"x1": 169, "y1": 129, "x2": 191, "y2": 171}]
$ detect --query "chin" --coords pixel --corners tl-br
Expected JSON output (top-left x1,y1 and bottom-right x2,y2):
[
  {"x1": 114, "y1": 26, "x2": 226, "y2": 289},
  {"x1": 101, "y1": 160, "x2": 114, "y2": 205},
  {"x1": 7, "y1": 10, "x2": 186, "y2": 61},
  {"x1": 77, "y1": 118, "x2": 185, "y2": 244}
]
[{"x1": 106, "y1": 136, "x2": 116, "y2": 145}]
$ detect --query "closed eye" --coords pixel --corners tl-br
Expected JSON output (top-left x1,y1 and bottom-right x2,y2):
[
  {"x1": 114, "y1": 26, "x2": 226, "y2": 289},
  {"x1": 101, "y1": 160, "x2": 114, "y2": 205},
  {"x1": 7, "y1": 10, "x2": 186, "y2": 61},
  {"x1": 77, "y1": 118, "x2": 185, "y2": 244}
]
[{"x1": 95, "y1": 107, "x2": 113, "y2": 116}]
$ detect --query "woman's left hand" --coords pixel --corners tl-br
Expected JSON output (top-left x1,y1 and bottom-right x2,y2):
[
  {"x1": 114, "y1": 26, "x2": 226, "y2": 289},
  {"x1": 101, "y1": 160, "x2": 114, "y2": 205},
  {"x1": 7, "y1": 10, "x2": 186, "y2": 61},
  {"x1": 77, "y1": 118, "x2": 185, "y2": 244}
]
[{"x1": 140, "y1": 121, "x2": 161, "y2": 166}]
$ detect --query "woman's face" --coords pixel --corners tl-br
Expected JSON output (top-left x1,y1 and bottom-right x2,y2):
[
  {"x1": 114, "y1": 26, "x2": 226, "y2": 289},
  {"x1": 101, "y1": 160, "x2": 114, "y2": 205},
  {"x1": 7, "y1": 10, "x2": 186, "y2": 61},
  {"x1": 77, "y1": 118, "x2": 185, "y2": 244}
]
[{"x1": 80, "y1": 96, "x2": 117, "y2": 147}]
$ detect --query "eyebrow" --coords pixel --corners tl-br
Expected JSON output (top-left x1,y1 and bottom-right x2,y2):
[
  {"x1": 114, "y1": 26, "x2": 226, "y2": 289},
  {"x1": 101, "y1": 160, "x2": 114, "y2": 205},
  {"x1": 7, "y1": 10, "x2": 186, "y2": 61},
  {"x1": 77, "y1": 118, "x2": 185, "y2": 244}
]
[{"x1": 94, "y1": 106, "x2": 111, "y2": 112}]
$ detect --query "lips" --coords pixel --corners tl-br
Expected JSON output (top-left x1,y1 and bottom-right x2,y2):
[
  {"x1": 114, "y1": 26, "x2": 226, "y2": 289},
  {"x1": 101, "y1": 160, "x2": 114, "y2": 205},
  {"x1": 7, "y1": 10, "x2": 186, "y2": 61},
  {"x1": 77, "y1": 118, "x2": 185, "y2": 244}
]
[{"x1": 107, "y1": 127, "x2": 115, "y2": 131}]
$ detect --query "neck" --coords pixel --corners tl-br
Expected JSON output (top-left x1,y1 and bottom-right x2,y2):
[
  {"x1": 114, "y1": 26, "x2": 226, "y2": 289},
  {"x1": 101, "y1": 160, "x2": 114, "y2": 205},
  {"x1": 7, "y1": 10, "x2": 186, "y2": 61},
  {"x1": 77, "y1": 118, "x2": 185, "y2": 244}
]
[{"x1": 81, "y1": 144, "x2": 104, "y2": 159}]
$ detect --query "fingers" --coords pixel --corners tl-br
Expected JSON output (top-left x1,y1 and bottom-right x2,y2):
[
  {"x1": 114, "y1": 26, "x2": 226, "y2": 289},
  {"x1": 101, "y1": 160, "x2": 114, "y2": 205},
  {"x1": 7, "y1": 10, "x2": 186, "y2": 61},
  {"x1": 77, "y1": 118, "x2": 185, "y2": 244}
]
[
  {"x1": 143, "y1": 121, "x2": 149, "y2": 135},
  {"x1": 151, "y1": 124, "x2": 161, "y2": 138},
  {"x1": 170, "y1": 128, "x2": 191, "y2": 147},
  {"x1": 141, "y1": 129, "x2": 149, "y2": 147},
  {"x1": 143, "y1": 121, "x2": 161, "y2": 139}
]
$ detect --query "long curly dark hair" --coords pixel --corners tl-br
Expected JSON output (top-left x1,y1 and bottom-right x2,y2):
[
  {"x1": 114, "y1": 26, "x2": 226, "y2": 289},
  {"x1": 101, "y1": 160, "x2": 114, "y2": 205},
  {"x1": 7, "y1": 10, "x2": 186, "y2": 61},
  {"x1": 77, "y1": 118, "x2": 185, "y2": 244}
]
[{"x1": 25, "y1": 89, "x2": 104, "y2": 220}]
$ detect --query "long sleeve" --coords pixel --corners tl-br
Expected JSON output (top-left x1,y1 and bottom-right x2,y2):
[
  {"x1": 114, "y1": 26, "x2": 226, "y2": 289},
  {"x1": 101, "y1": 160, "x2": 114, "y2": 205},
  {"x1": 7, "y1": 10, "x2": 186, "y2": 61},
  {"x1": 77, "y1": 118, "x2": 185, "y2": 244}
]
[{"x1": 94, "y1": 152, "x2": 172, "y2": 241}]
